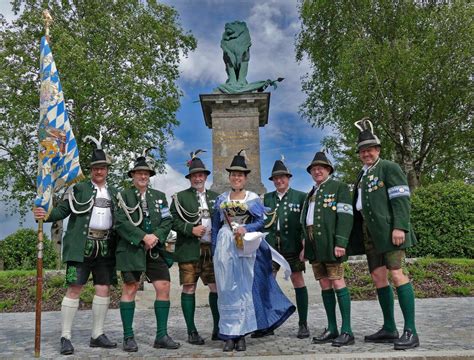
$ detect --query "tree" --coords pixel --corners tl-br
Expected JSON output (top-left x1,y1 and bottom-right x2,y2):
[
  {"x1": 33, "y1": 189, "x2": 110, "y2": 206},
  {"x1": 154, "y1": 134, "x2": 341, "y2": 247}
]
[
  {"x1": 296, "y1": 0, "x2": 473, "y2": 188},
  {"x1": 0, "y1": 0, "x2": 196, "y2": 218}
]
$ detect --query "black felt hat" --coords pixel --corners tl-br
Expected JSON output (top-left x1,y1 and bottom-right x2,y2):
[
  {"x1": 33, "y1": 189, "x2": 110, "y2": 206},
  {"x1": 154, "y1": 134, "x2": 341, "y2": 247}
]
[
  {"x1": 306, "y1": 150, "x2": 334, "y2": 174},
  {"x1": 128, "y1": 147, "x2": 156, "y2": 178},
  {"x1": 185, "y1": 149, "x2": 211, "y2": 179},
  {"x1": 84, "y1": 134, "x2": 111, "y2": 168},
  {"x1": 269, "y1": 157, "x2": 292, "y2": 180},
  {"x1": 354, "y1": 117, "x2": 381, "y2": 152},
  {"x1": 226, "y1": 149, "x2": 251, "y2": 174}
]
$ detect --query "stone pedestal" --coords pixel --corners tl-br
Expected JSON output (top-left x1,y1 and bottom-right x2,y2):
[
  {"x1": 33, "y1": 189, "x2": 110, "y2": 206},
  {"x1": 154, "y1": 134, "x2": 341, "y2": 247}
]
[{"x1": 200, "y1": 93, "x2": 269, "y2": 195}]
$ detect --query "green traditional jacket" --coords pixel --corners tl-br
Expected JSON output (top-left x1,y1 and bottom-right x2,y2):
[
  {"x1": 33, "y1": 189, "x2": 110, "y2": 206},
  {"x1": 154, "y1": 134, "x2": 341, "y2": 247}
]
[
  {"x1": 301, "y1": 178, "x2": 353, "y2": 263},
  {"x1": 170, "y1": 187, "x2": 218, "y2": 263},
  {"x1": 263, "y1": 188, "x2": 306, "y2": 255},
  {"x1": 46, "y1": 180, "x2": 119, "y2": 263},
  {"x1": 349, "y1": 158, "x2": 417, "y2": 256},
  {"x1": 115, "y1": 187, "x2": 172, "y2": 272}
]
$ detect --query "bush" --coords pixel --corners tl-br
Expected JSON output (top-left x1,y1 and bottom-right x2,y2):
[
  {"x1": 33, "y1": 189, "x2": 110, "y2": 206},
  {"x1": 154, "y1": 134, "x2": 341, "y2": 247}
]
[
  {"x1": 409, "y1": 181, "x2": 473, "y2": 258},
  {"x1": 0, "y1": 228, "x2": 58, "y2": 270}
]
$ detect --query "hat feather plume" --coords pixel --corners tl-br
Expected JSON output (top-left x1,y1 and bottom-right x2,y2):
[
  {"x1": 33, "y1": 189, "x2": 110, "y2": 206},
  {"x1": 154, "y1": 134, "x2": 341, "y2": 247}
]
[
  {"x1": 238, "y1": 148, "x2": 249, "y2": 161},
  {"x1": 83, "y1": 134, "x2": 102, "y2": 149},
  {"x1": 280, "y1": 154, "x2": 285, "y2": 162},
  {"x1": 142, "y1": 147, "x2": 156, "y2": 158},
  {"x1": 354, "y1": 117, "x2": 374, "y2": 132},
  {"x1": 191, "y1": 149, "x2": 205, "y2": 159}
]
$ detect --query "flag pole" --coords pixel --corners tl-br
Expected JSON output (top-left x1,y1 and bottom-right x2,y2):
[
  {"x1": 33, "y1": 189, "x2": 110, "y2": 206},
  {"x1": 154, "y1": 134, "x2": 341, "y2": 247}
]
[
  {"x1": 34, "y1": 219, "x2": 44, "y2": 358},
  {"x1": 34, "y1": 9, "x2": 53, "y2": 358}
]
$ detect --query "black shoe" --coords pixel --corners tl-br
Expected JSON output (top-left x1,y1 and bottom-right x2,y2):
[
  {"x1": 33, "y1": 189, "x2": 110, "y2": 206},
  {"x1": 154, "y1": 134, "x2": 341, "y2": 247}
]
[
  {"x1": 364, "y1": 327, "x2": 399, "y2": 343},
  {"x1": 297, "y1": 322, "x2": 310, "y2": 339},
  {"x1": 123, "y1": 337, "x2": 138, "y2": 352},
  {"x1": 250, "y1": 329, "x2": 274, "y2": 338},
  {"x1": 312, "y1": 328, "x2": 338, "y2": 344},
  {"x1": 235, "y1": 337, "x2": 246, "y2": 351},
  {"x1": 211, "y1": 331, "x2": 220, "y2": 341},
  {"x1": 394, "y1": 330, "x2": 420, "y2": 350},
  {"x1": 154, "y1": 335, "x2": 180, "y2": 349},
  {"x1": 60, "y1": 337, "x2": 74, "y2": 355},
  {"x1": 90, "y1": 334, "x2": 117, "y2": 348},
  {"x1": 188, "y1": 330, "x2": 205, "y2": 345},
  {"x1": 223, "y1": 339, "x2": 234, "y2": 352},
  {"x1": 332, "y1": 332, "x2": 355, "y2": 347}
]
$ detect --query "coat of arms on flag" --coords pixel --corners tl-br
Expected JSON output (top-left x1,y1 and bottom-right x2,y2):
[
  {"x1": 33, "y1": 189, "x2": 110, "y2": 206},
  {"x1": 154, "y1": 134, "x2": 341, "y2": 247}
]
[{"x1": 34, "y1": 36, "x2": 83, "y2": 218}]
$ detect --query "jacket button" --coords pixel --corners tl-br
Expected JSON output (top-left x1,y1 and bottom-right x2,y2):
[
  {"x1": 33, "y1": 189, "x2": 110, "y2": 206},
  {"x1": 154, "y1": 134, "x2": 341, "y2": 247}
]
[
  {"x1": 317, "y1": 232, "x2": 321, "y2": 235},
  {"x1": 83, "y1": 231, "x2": 86, "y2": 235}
]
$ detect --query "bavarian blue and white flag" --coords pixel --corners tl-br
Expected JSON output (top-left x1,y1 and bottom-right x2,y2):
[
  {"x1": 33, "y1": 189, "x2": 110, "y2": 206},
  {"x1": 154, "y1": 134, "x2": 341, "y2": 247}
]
[{"x1": 34, "y1": 36, "x2": 83, "y2": 219}]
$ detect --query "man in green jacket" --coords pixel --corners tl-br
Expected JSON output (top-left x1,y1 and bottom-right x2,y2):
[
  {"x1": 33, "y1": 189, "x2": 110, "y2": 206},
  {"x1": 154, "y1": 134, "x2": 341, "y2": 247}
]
[
  {"x1": 260, "y1": 158, "x2": 309, "y2": 339},
  {"x1": 350, "y1": 118, "x2": 419, "y2": 350},
  {"x1": 170, "y1": 150, "x2": 219, "y2": 345},
  {"x1": 115, "y1": 150, "x2": 178, "y2": 352},
  {"x1": 301, "y1": 150, "x2": 354, "y2": 347},
  {"x1": 33, "y1": 137, "x2": 118, "y2": 355}
]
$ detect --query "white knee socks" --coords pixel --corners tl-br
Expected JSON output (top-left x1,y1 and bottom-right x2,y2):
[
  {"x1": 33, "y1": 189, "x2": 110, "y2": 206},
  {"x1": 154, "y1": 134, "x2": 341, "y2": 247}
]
[
  {"x1": 61, "y1": 297, "x2": 79, "y2": 339},
  {"x1": 91, "y1": 295, "x2": 110, "y2": 339}
]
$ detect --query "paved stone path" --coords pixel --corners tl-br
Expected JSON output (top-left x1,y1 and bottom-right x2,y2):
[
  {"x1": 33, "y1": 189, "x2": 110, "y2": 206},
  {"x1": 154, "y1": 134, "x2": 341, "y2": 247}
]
[{"x1": 1, "y1": 297, "x2": 473, "y2": 359}]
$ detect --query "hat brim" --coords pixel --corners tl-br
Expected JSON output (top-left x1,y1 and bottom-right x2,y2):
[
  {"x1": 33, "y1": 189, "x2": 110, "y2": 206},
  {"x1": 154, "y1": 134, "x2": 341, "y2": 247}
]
[
  {"x1": 128, "y1": 166, "x2": 156, "y2": 178},
  {"x1": 306, "y1": 161, "x2": 334, "y2": 175},
  {"x1": 357, "y1": 143, "x2": 382, "y2": 153},
  {"x1": 269, "y1": 171, "x2": 292, "y2": 181},
  {"x1": 226, "y1": 166, "x2": 251, "y2": 174},
  {"x1": 89, "y1": 160, "x2": 112, "y2": 168},
  {"x1": 185, "y1": 168, "x2": 211, "y2": 179}
]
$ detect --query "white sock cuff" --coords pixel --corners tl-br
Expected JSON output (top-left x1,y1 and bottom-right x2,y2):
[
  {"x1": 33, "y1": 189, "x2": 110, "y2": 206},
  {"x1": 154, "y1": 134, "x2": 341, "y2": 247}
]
[
  {"x1": 62, "y1": 297, "x2": 79, "y2": 308},
  {"x1": 92, "y1": 295, "x2": 110, "y2": 306}
]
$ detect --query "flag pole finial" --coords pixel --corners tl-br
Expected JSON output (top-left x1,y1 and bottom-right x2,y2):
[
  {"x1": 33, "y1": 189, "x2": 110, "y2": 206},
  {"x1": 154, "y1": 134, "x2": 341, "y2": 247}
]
[{"x1": 42, "y1": 9, "x2": 53, "y2": 38}]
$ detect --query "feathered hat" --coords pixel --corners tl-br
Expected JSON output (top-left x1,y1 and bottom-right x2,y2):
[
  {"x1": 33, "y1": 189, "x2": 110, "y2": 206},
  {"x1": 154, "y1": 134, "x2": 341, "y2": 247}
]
[
  {"x1": 128, "y1": 147, "x2": 156, "y2": 178},
  {"x1": 185, "y1": 149, "x2": 211, "y2": 179},
  {"x1": 269, "y1": 155, "x2": 292, "y2": 180},
  {"x1": 306, "y1": 148, "x2": 334, "y2": 174},
  {"x1": 354, "y1": 117, "x2": 381, "y2": 152},
  {"x1": 226, "y1": 149, "x2": 251, "y2": 174},
  {"x1": 83, "y1": 133, "x2": 111, "y2": 168}
]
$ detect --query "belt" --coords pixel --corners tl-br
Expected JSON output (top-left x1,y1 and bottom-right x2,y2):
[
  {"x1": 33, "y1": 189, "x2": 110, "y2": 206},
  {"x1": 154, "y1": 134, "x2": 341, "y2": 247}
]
[
  {"x1": 87, "y1": 229, "x2": 110, "y2": 240},
  {"x1": 306, "y1": 225, "x2": 314, "y2": 241}
]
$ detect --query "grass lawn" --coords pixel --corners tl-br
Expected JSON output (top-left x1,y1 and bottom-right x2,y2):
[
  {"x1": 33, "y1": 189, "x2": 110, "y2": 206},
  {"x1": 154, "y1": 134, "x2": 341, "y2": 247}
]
[{"x1": 0, "y1": 258, "x2": 473, "y2": 312}]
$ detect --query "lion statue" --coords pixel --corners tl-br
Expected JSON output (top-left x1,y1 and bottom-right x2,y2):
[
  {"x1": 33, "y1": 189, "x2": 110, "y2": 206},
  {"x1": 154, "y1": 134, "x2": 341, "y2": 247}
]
[{"x1": 221, "y1": 21, "x2": 251, "y2": 86}]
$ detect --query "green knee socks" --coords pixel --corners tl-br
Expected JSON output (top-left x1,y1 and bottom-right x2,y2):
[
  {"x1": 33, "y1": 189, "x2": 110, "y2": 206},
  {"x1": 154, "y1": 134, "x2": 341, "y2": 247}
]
[
  {"x1": 154, "y1": 300, "x2": 170, "y2": 339},
  {"x1": 321, "y1": 289, "x2": 338, "y2": 334},
  {"x1": 181, "y1": 293, "x2": 197, "y2": 334},
  {"x1": 295, "y1": 287, "x2": 309, "y2": 325},
  {"x1": 336, "y1": 287, "x2": 353, "y2": 335},
  {"x1": 119, "y1": 301, "x2": 135, "y2": 339},
  {"x1": 376, "y1": 285, "x2": 397, "y2": 332},
  {"x1": 397, "y1": 282, "x2": 417, "y2": 335}
]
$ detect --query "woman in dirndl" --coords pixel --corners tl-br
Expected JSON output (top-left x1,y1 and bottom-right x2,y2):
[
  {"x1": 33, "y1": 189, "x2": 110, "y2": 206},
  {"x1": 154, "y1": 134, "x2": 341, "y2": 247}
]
[{"x1": 211, "y1": 150, "x2": 295, "y2": 352}]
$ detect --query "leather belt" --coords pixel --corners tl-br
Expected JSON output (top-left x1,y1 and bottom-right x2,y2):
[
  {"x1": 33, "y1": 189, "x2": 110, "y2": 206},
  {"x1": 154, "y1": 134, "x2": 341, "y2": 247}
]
[
  {"x1": 87, "y1": 229, "x2": 110, "y2": 240},
  {"x1": 306, "y1": 225, "x2": 314, "y2": 241}
]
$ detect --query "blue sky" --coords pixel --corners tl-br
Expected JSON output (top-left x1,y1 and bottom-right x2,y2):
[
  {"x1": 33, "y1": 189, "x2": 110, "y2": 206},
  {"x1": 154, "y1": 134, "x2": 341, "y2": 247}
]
[{"x1": 0, "y1": 0, "x2": 328, "y2": 239}]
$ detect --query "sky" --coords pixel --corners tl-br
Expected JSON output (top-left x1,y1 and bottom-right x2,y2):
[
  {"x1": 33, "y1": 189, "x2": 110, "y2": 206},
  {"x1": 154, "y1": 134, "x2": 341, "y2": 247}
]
[{"x1": 0, "y1": 0, "x2": 329, "y2": 239}]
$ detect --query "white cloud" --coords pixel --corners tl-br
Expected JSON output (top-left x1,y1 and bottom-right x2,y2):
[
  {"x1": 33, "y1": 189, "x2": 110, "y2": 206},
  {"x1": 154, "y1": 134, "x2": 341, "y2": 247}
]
[
  {"x1": 166, "y1": 137, "x2": 185, "y2": 152},
  {"x1": 149, "y1": 163, "x2": 190, "y2": 204}
]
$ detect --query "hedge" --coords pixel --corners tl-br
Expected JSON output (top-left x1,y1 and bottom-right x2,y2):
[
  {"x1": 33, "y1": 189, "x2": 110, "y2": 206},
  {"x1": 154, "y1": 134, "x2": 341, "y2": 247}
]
[
  {"x1": 409, "y1": 181, "x2": 473, "y2": 258},
  {"x1": 0, "y1": 228, "x2": 58, "y2": 270}
]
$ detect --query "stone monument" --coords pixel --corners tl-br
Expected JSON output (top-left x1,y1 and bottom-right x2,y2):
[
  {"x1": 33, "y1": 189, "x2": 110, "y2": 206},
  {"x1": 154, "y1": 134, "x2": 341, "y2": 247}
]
[{"x1": 201, "y1": 21, "x2": 283, "y2": 194}]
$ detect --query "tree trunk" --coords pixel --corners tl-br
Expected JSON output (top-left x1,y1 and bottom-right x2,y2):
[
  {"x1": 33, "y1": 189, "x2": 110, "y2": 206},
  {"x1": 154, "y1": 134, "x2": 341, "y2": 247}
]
[
  {"x1": 51, "y1": 220, "x2": 63, "y2": 269},
  {"x1": 397, "y1": 122, "x2": 420, "y2": 190}
]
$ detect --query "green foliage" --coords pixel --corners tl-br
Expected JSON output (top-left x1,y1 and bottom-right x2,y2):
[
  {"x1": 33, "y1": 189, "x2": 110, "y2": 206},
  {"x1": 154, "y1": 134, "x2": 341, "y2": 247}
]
[
  {"x1": 0, "y1": 228, "x2": 58, "y2": 270},
  {"x1": 80, "y1": 283, "x2": 95, "y2": 304},
  {"x1": 409, "y1": 181, "x2": 474, "y2": 258},
  {"x1": 0, "y1": 300, "x2": 15, "y2": 311},
  {"x1": 0, "y1": 0, "x2": 196, "y2": 217},
  {"x1": 296, "y1": 1, "x2": 473, "y2": 187}
]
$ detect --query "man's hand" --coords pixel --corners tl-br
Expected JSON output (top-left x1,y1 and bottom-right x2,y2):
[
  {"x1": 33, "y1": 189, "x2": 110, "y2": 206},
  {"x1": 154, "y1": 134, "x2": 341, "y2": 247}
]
[
  {"x1": 143, "y1": 234, "x2": 159, "y2": 250},
  {"x1": 392, "y1": 229, "x2": 406, "y2": 246},
  {"x1": 192, "y1": 225, "x2": 207, "y2": 238},
  {"x1": 299, "y1": 247, "x2": 306, "y2": 262},
  {"x1": 33, "y1": 207, "x2": 46, "y2": 220},
  {"x1": 334, "y1": 246, "x2": 346, "y2": 258}
]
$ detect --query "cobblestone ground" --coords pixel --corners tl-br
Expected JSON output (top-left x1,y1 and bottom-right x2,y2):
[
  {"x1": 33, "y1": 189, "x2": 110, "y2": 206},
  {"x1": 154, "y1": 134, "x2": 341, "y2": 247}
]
[{"x1": 0, "y1": 297, "x2": 473, "y2": 359}]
